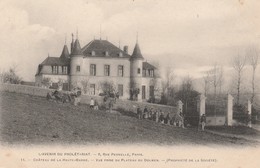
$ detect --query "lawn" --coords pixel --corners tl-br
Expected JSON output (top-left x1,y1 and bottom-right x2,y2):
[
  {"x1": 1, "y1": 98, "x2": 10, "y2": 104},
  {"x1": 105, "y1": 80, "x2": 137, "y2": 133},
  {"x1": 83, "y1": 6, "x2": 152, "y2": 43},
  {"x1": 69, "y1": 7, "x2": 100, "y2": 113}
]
[{"x1": 0, "y1": 91, "x2": 259, "y2": 146}]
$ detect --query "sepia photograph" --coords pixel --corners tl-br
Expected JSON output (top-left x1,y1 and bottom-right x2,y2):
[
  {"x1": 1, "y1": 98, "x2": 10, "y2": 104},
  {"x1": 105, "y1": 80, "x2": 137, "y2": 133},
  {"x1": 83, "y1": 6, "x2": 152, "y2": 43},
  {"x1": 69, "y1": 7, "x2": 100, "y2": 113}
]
[{"x1": 0, "y1": 0, "x2": 259, "y2": 167}]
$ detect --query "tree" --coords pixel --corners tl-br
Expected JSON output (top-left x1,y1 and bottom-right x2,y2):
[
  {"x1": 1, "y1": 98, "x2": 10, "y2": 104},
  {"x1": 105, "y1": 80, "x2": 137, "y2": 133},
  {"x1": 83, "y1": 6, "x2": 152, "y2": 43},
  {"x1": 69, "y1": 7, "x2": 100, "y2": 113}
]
[
  {"x1": 161, "y1": 67, "x2": 176, "y2": 105},
  {"x1": 41, "y1": 77, "x2": 52, "y2": 88},
  {"x1": 81, "y1": 78, "x2": 90, "y2": 94},
  {"x1": 99, "y1": 81, "x2": 116, "y2": 95},
  {"x1": 1, "y1": 65, "x2": 22, "y2": 84},
  {"x1": 175, "y1": 76, "x2": 199, "y2": 115},
  {"x1": 202, "y1": 70, "x2": 211, "y2": 96},
  {"x1": 247, "y1": 47, "x2": 259, "y2": 103},
  {"x1": 232, "y1": 54, "x2": 246, "y2": 105}
]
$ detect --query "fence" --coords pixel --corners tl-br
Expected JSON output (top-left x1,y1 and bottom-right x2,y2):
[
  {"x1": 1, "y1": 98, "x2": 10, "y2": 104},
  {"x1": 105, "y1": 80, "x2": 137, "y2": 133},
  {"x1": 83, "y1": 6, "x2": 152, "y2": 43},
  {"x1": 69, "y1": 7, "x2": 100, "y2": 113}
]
[{"x1": 0, "y1": 83, "x2": 178, "y2": 116}]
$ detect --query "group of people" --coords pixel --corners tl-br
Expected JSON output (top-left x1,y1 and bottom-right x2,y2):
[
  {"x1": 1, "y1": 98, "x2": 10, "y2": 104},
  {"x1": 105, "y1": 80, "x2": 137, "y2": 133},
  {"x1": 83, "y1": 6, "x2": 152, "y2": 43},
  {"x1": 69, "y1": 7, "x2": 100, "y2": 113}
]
[
  {"x1": 136, "y1": 106, "x2": 185, "y2": 128},
  {"x1": 137, "y1": 106, "x2": 208, "y2": 131}
]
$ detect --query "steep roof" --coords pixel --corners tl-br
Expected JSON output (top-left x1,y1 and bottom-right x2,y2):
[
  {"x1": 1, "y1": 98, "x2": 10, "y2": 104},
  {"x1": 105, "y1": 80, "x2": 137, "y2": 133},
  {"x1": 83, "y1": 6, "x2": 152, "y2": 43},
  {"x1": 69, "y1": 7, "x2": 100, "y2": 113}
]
[
  {"x1": 60, "y1": 45, "x2": 70, "y2": 59},
  {"x1": 132, "y1": 43, "x2": 144, "y2": 59},
  {"x1": 143, "y1": 62, "x2": 157, "y2": 70},
  {"x1": 71, "y1": 39, "x2": 83, "y2": 55},
  {"x1": 40, "y1": 57, "x2": 69, "y2": 66},
  {"x1": 81, "y1": 40, "x2": 130, "y2": 58}
]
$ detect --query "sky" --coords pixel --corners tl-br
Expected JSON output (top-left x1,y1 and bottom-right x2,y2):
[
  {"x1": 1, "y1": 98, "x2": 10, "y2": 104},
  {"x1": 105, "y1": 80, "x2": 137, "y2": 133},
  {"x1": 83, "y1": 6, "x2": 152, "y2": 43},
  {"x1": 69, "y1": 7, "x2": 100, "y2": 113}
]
[{"x1": 0, "y1": 0, "x2": 260, "y2": 86}]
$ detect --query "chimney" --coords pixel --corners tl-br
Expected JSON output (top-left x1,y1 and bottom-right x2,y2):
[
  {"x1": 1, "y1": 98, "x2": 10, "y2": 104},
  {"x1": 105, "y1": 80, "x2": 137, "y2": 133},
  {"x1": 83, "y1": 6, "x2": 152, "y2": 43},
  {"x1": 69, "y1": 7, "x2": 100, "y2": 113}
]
[{"x1": 123, "y1": 46, "x2": 128, "y2": 54}]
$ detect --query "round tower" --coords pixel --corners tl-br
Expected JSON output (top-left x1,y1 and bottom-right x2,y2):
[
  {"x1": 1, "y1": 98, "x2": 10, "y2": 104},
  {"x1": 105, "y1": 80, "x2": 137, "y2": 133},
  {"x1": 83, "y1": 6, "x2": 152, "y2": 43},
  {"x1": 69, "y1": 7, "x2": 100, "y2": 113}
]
[
  {"x1": 130, "y1": 42, "x2": 144, "y2": 101},
  {"x1": 69, "y1": 34, "x2": 84, "y2": 90}
]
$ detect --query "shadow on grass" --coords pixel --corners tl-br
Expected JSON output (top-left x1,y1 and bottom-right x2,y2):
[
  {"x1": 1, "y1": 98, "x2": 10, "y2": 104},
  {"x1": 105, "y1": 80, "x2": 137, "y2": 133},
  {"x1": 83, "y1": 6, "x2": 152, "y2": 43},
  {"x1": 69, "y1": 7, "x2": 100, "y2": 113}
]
[{"x1": 206, "y1": 125, "x2": 260, "y2": 136}]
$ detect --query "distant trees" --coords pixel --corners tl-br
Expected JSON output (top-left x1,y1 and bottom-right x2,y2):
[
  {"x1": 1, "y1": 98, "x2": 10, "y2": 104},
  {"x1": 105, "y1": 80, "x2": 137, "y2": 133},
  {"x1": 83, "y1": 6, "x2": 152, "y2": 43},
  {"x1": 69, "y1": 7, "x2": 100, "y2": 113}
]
[
  {"x1": 160, "y1": 67, "x2": 176, "y2": 105},
  {"x1": 232, "y1": 54, "x2": 246, "y2": 105},
  {"x1": 175, "y1": 76, "x2": 199, "y2": 114},
  {"x1": 0, "y1": 65, "x2": 22, "y2": 84}
]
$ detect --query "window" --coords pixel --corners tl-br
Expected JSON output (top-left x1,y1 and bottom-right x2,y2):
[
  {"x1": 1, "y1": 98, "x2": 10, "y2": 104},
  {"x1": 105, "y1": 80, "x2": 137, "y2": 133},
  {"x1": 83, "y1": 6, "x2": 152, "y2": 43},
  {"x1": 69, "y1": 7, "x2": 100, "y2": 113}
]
[
  {"x1": 90, "y1": 64, "x2": 96, "y2": 76},
  {"x1": 76, "y1": 65, "x2": 80, "y2": 72},
  {"x1": 137, "y1": 68, "x2": 141, "y2": 74},
  {"x1": 62, "y1": 66, "x2": 68, "y2": 74},
  {"x1": 118, "y1": 84, "x2": 123, "y2": 96},
  {"x1": 149, "y1": 70, "x2": 154, "y2": 77},
  {"x1": 104, "y1": 65, "x2": 110, "y2": 76},
  {"x1": 150, "y1": 86, "x2": 154, "y2": 97},
  {"x1": 52, "y1": 66, "x2": 58, "y2": 74},
  {"x1": 118, "y1": 65, "x2": 124, "y2": 77}
]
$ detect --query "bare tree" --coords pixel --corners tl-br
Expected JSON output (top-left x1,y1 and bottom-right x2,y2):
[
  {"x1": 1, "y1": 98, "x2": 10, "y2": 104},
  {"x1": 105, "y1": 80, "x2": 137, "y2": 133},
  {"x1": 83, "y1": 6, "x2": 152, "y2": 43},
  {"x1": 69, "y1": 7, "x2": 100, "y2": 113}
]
[
  {"x1": 247, "y1": 47, "x2": 259, "y2": 103},
  {"x1": 203, "y1": 70, "x2": 211, "y2": 96},
  {"x1": 161, "y1": 67, "x2": 175, "y2": 104},
  {"x1": 232, "y1": 54, "x2": 246, "y2": 105}
]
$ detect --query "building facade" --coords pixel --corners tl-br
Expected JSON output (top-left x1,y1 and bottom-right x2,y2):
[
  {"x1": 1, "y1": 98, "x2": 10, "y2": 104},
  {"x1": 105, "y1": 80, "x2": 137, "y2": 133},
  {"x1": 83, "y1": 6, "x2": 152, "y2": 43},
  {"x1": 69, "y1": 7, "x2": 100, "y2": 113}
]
[{"x1": 35, "y1": 35, "x2": 161, "y2": 101}]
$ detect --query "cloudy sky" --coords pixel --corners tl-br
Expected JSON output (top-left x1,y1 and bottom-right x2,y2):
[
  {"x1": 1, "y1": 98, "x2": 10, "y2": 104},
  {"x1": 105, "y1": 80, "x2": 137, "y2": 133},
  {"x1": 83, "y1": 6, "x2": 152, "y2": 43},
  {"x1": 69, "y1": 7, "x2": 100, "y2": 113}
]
[{"x1": 0, "y1": 0, "x2": 259, "y2": 82}]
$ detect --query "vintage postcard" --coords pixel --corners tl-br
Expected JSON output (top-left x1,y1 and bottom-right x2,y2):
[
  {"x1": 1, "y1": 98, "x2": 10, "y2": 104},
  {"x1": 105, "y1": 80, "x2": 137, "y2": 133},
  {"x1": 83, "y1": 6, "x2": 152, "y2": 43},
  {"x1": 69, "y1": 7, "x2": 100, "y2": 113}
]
[{"x1": 0, "y1": 0, "x2": 259, "y2": 167}]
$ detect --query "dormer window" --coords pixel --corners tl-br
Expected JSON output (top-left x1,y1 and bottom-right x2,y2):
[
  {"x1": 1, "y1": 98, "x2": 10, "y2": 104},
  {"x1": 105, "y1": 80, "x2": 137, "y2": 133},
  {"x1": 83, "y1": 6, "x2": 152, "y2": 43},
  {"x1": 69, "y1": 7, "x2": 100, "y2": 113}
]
[
  {"x1": 119, "y1": 52, "x2": 123, "y2": 57},
  {"x1": 105, "y1": 51, "x2": 109, "y2": 56},
  {"x1": 91, "y1": 51, "x2": 95, "y2": 56}
]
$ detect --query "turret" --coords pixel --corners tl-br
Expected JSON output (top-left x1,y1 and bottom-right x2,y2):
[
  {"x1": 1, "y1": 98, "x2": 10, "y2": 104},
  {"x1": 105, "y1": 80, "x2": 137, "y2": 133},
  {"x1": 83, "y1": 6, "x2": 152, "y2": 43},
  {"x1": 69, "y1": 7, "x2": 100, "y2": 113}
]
[
  {"x1": 69, "y1": 33, "x2": 84, "y2": 90},
  {"x1": 130, "y1": 41, "x2": 144, "y2": 101}
]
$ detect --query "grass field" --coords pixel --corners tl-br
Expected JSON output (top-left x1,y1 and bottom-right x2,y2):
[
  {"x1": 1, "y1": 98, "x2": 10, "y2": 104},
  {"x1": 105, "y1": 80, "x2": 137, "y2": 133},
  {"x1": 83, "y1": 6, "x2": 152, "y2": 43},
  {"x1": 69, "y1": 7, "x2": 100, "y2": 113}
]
[{"x1": 0, "y1": 91, "x2": 259, "y2": 146}]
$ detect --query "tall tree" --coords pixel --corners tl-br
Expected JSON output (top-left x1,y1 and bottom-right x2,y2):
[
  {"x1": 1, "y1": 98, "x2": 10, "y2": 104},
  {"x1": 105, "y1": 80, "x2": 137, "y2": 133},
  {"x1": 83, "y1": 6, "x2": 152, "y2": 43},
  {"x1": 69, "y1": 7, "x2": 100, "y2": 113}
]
[
  {"x1": 247, "y1": 47, "x2": 259, "y2": 103},
  {"x1": 232, "y1": 54, "x2": 246, "y2": 105}
]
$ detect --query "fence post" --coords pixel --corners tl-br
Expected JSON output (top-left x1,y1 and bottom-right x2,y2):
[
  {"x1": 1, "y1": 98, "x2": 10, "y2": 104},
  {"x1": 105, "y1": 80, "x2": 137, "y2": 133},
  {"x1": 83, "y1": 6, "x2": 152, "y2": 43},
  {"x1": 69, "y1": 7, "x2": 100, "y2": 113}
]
[
  {"x1": 177, "y1": 100, "x2": 183, "y2": 114},
  {"x1": 247, "y1": 99, "x2": 252, "y2": 115},
  {"x1": 226, "y1": 94, "x2": 234, "y2": 126},
  {"x1": 199, "y1": 94, "x2": 206, "y2": 116}
]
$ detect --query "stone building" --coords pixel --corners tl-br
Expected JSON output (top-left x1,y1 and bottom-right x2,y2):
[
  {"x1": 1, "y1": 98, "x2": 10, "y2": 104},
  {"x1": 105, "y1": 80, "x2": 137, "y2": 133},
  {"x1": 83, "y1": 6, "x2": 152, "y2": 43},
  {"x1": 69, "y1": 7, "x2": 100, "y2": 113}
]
[{"x1": 35, "y1": 34, "x2": 161, "y2": 101}]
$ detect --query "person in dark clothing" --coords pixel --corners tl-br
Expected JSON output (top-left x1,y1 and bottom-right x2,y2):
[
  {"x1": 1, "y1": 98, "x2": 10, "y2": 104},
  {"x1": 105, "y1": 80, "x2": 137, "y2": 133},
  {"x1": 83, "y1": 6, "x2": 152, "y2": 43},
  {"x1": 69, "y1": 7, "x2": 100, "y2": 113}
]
[
  {"x1": 165, "y1": 113, "x2": 171, "y2": 125},
  {"x1": 159, "y1": 112, "x2": 165, "y2": 124},
  {"x1": 200, "y1": 114, "x2": 206, "y2": 131}
]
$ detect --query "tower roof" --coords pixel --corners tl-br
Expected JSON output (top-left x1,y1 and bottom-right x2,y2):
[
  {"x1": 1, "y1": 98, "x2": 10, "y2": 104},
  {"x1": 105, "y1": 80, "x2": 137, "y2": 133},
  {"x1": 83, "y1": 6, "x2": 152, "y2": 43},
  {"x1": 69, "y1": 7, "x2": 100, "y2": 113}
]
[
  {"x1": 81, "y1": 39, "x2": 130, "y2": 58},
  {"x1": 71, "y1": 39, "x2": 83, "y2": 55},
  {"x1": 60, "y1": 45, "x2": 70, "y2": 59},
  {"x1": 132, "y1": 43, "x2": 144, "y2": 59}
]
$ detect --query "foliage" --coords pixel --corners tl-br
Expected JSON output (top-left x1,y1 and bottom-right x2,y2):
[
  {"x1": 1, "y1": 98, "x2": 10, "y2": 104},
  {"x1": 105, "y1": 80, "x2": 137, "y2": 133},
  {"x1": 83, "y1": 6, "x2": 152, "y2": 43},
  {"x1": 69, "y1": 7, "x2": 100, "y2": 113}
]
[
  {"x1": 41, "y1": 77, "x2": 52, "y2": 88},
  {"x1": 81, "y1": 78, "x2": 89, "y2": 94},
  {"x1": 0, "y1": 66, "x2": 22, "y2": 84}
]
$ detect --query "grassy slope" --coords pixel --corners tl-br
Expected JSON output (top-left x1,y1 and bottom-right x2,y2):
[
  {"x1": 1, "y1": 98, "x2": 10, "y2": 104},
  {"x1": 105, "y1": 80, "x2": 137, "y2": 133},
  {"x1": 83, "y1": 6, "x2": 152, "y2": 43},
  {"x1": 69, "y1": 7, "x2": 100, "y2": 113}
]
[{"x1": 0, "y1": 92, "x2": 259, "y2": 146}]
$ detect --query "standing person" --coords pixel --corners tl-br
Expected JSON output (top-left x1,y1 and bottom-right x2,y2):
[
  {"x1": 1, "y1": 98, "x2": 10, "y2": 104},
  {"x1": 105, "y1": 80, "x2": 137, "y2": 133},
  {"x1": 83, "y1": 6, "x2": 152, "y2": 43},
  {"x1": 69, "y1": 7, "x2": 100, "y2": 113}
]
[
  {"x1": 90, "y1": 97, "x2": 94, "y2": 109},
  {"x1": 201, "y1": 114, "x2": 206, "y2": 131},
  {"x1": 137, "y1": 107, "x2": 142, "y2": 119},
  {"x1": 165, "y1": 113, "x2": 171, "y2": 125},
  {"x1": 143, "y1": 106, "x2": 148, "y2": 119},
  {"x1": 155, "y1": 110, "x2": 159, "y2": 123}
]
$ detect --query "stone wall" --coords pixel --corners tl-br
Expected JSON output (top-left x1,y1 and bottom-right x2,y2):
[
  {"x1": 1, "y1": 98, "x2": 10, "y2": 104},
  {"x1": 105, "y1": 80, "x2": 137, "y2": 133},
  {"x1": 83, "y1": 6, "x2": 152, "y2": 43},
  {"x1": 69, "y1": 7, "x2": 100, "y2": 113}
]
[
  {"x1": 0, "y1": 83, "x2": 51, "y2": 97},
  {"x1": 0, "y1": 83, "x2": 177, "y2": 116}
]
